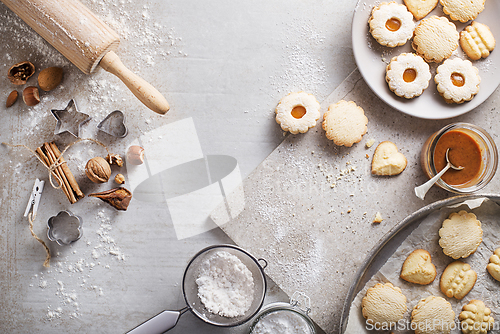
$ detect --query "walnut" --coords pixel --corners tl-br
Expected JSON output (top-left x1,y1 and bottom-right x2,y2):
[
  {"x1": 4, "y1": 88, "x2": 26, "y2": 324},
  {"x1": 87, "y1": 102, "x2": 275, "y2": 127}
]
[
  {"x1": 85, "y1": 157, "x2": 111, "y2": 183},
  {"x1": 8, "y1": 61, "x2": 35, "y2": 85},
  {"x1": 106, "y1": 153, "x2": 124, "y2": 167}
]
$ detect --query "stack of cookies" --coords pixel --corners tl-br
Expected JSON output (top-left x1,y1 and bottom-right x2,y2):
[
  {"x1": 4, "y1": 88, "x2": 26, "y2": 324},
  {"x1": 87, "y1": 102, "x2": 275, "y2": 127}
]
[{"x1": 369, "y1": 0, "x2": 495, "y2": 104}]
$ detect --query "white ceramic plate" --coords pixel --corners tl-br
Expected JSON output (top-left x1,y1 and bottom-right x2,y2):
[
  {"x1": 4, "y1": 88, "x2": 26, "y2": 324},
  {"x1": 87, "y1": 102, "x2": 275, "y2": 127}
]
[{"x1": 352, "y1": 0, "x2": 500, "y2": 119}]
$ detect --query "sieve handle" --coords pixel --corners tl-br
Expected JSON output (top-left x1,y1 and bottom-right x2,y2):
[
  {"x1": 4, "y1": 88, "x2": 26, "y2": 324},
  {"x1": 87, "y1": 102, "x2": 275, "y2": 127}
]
[{"x1": 126, "y1": 307, "x2": 188, "y2": 334}]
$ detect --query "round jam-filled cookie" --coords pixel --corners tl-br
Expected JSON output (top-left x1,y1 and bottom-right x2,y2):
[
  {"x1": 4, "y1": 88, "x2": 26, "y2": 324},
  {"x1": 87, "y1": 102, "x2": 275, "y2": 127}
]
[
  {"x1": 322, "y1": 100, "x2": 368, "y2": 147},
  {"x1": 369, "y1": 2, "x2": 415, "y2": 47},
  {"x1": 361, "y1": 282, "x2": 407, "y2": 327},
  {"x1": 275, "y1": 91, "x2": 320, "y2": 134},
  {"x1": 460, "y1": 21, "x2": 496, "y2": 60},
  {"x1": 412, "y1": 16, "x2": 459, "y2": 63},
  {"x1": 386, "y1": 53, "x2": 431, "y2": 99},
  {"x1": 440, "y1": 0, "x2": 485, "y2": 23},
  {"x1": 411, "y1": 296, "x2": 455, "y2": 334},
  {"x1": 435, "y1": 58, "x2": 481, "y2": 104}
]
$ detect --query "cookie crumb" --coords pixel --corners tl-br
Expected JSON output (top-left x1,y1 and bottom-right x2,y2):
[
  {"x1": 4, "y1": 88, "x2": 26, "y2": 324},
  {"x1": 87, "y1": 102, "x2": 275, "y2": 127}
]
[
  {"x1": 373, "y1": 212, "x2": 383, "y2": 223},
  {"x1": 366, "y1": 138, "x2": 376, "y2": 148}
]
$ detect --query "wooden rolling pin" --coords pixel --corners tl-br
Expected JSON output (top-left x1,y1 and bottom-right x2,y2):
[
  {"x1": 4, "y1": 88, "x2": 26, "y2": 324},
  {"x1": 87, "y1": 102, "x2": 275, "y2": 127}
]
[{"x1": 1, "y1": 0, "x2": 169, "y2": 114}]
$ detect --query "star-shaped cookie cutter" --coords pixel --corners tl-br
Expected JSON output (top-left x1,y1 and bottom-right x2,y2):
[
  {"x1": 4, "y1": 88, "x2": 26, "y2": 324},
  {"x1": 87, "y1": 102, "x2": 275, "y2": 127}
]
[{"x1": 51, "y1": 99, "x2": 91, "y2": 138}]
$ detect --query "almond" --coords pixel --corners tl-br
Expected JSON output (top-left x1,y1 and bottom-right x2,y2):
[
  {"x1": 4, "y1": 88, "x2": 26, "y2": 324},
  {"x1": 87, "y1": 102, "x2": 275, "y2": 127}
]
[
  {"x1": 6, "y1": 90, "x2": 18, "y2": 108},
  {"x1": 38, "y1": 67, "x2": 63, "y2": 92}
]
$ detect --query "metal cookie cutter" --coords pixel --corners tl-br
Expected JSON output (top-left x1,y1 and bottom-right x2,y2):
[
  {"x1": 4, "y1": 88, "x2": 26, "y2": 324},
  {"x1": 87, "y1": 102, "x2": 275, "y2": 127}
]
[
  {"x1": 47, "y1": 210, "x2": 83, "y2": 245},
  {"x1": 97, "y1": 110, "x2": 128, "y2": 138},
  {"x1": 51, "y1": 99, "x2": 91, "y2": 138}
]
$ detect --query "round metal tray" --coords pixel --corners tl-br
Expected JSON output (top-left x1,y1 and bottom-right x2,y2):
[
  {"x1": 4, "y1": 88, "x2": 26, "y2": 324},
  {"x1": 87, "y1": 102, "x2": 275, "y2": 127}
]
[{"x1": 339, "y1": 194, "x2": 500, "y2": 333}]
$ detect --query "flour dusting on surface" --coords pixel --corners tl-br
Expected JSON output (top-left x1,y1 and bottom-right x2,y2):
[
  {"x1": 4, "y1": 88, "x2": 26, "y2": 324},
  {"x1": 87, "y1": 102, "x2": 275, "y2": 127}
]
[
  {"x1": 252, "y1": 309, "x2": 312, "y2": 334},
  {"x1": 196, "y1": 251, "x2": 255, "y2": 318}
]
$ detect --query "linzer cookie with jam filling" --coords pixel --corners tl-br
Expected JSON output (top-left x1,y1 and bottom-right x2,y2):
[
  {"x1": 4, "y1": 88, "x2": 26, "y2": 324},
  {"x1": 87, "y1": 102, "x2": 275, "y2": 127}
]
[
  {"x1": 369, "y1": 2, "x2": 415, "y2": 47},
  {"x1": 275, "y1": 91, "x2": 321, "y2": 134},
  {"x1": 361, "y1": 282, "x2": 407, "y2": 327},
  {"x1": 441, "y1": 0, "x2": 485, "y2": 23},
  {"x1": 386, "y1": 53, "x2": 431, "y2": 99},
  {"x1": 435, "y1": 58, "x2": 481, "y2": 104},
  {"x1": 412, "y1": 16, "x2": 459, "y2": 63},
  {"x1": 439, "y1": 210, "x2": 483, "y2": 259},
  {"x1": 460, "y1": 21, "x2": 496, "y2": 60}
]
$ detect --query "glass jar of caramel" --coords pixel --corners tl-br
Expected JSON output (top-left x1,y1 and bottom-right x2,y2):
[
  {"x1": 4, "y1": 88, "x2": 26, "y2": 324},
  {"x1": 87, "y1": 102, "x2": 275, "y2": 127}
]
[{"x1": 421, "y1": 123, "x2": 498, "y2": 194}]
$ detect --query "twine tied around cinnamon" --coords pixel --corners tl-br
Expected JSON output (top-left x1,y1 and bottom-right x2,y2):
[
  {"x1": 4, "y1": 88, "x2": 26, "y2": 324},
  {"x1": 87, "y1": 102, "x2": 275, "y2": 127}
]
[
  {"x1": 2, "y1": 138, "x2": 114, "y2": 268},
  {"x1": 3, "y1": 138, "x2": 111, "y2": 191}
]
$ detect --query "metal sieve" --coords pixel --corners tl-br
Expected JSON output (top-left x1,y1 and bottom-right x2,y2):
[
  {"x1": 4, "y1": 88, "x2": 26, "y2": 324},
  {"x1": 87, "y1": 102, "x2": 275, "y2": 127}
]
[{"x1": 127, "y1": 244, "x2": 267, "y2": 333}]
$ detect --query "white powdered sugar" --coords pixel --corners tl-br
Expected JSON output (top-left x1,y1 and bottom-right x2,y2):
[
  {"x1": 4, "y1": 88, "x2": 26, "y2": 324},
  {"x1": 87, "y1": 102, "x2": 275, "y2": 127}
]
[
  {"x1": 195, "y1": 251, "x2": 254, "y2": 318},
  {"x1": 252, "y1": 310, "x2": 312, "y2": 334}
]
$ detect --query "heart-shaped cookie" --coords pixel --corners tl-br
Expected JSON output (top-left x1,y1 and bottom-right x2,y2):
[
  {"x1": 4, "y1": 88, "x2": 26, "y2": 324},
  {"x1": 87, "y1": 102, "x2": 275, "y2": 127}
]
[
  {"x1": 371, "y1": 141, "x2": 407, "y2": 176},
  {"x1": 400, "y1": 249, "x2": 437, "y2": 285},
  {"x1": 403, "y1": 0, "x2": 438, "y2": 20}
]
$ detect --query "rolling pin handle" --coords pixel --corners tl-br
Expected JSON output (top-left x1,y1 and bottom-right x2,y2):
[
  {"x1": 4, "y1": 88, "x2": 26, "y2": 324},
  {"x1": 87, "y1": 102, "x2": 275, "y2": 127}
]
[{"x1": 99, "y1": 51, "x2": 170, "y2": 115}]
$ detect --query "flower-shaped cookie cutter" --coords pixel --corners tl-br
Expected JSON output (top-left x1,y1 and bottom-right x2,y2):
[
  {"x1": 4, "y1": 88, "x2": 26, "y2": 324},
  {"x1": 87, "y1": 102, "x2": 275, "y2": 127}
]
[{"x1": 47, "y1": 210, "x2": 83, "y2": 245}]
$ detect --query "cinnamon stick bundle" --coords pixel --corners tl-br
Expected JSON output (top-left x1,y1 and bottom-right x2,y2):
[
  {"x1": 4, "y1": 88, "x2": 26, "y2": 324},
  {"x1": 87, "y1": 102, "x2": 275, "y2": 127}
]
[{"x1": 35, "y1": 142, "x2": 84, "y2": 204}]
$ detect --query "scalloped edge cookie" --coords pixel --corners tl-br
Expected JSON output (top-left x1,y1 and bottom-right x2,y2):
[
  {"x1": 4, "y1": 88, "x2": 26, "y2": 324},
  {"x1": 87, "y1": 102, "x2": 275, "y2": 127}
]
[
  {"x1": 412, "y1": 16, "x2": 459, "y2": 63},
  {"x1": 440, "y1": 0, "x2": 485, "y2": 23},
  {"x1": 411, "y1": 296, "x2": 455, "y2": 334},
  {"x1": 487, "y1": 248, "x2": 500, "y2": 282},
  {"x1": 362, "y1": 282, "x2": 407, "y2": 326},
  {"x1": 439, "y1": 210, "x2": 483, "y2": 259},
  {"x1": 275, "y1": 91, "x2": 321, "y2": 134},
  {"x1": 322, "y1": 100, "x2": 368, "y2": 147}
]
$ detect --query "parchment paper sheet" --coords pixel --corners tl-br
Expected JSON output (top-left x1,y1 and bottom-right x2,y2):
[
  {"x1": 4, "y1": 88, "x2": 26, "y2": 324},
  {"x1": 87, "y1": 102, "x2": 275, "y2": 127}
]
[{"x1": 346, "y1": 198, "x2": 500, "y2": 333}]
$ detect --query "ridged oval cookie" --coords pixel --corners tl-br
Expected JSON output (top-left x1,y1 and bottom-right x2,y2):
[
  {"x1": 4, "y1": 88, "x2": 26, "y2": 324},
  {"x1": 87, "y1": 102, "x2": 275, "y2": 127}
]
[
  {"x1": 459, "y1": 300, "x2": 495, "y2": 334},
  {"x1": 400, "y1": 249, "x2": 437, "y2": 285},
  {"x1": 412, "y1": 16, "x2": 459, "y2": 63},
  {"x1": 322, "y1": 100, "x2": 368, "y2": 147},
  {"x1": 439, "y1": 210, "x2": 483, "y2": 259},
  {"x1": 440, "y1": 261, "x2": 477, "y2": 300},
  {"x1": 460, "y1": 21, "x2": 496, "y2": 60},
  {"x1": 411, "y1": 296, "x2": 455, "y2": 334},
  {"x1": 362, "y1": 282, "x2": 407, "y2": 326},
  {"x1": 440, "y1": 0, "x2": 485, "y2": 23}
]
